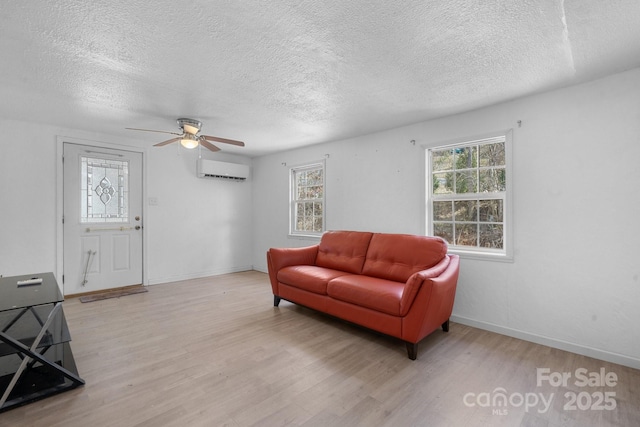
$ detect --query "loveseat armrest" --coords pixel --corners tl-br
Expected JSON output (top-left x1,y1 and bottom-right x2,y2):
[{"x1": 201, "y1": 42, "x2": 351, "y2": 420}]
[
  {"x1": 400, "y1": 255, "x2": 452, "y2": 315},
  {"x1": 266, "y1": 245, "x2": 319, "y2": 296},
  {"x1": 402, "y1": 254, "x2": 460, "y2": 343},
  {"x1": 267, "y1": 245, "x2": 319, "y2": 271}
]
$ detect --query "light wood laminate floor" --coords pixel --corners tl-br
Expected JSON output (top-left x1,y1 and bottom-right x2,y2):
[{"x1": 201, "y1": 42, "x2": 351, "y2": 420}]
[{"x1": 1, "y1": 271, "x2": 638, "y2": 426}]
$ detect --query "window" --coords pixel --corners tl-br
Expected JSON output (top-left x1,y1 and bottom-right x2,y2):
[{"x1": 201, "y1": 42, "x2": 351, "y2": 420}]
[
  {"x1": 80, "y1": 156, "x2": 129, "y2": 223},
  {"x1": 290, "y1": 162, "x2": 325, "y2": 237},
  {"x1": 427, "y1": 131, "x2": 512, "y2": 260}
]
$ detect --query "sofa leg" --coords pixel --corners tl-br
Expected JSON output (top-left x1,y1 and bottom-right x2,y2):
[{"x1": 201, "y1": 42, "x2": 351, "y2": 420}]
[
  {"x1": 274, "y1": 295, "x2": 281, "y2": 307},
  {"x1": 405, "y1": 342, "x2": 418, "y2": 360},
  {"x1": 442, "y1": 319, "x2": 450, "y2": 332}
]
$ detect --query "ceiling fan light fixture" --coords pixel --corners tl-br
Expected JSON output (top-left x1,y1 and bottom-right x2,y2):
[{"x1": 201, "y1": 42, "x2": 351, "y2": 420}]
[
  {"x1": 183, "y1": 124, "x2": 199, "y2": 135},
  {"x1": 180, "y1": 134, "x2": 199, "y2": 149},
  {"x1": 129, "y1": 118, "x2": 244, "y2": 153},
  {"x1": 177, "y1": 118, "x2": 202, "y2": 135}
]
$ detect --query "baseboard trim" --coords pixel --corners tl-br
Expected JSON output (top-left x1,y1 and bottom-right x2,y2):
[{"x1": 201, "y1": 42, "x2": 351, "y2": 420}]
[
  {"x1": 450, "y1": 315, "x2": 640, "y2": 370},
  {"x1": 147, "y1": 265, "x2": 254, "y2": 285}
]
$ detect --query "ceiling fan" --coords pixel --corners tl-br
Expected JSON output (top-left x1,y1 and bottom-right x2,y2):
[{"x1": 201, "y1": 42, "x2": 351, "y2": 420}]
[{"x1": 126, "y1": 118, "x2": 245, "y2": 152}]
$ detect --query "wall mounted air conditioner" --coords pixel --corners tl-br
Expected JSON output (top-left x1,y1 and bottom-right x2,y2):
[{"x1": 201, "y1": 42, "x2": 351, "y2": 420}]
[{"x1": 196, "y1": 159, "x2": 250, "y2": 181}]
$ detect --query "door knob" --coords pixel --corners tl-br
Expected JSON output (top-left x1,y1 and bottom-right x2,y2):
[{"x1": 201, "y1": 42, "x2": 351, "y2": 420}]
[{"x1": 135, "y1": 225, "x2": 141, "y2": 230}]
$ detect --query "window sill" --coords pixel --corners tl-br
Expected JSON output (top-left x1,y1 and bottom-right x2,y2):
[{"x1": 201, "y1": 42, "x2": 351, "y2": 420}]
[
  {"x1": 448, "y1": 248, "x2": 514, "y2": 263},
  {"x1": 288, "y1": 233, "x2": 322, "y2": 241}
]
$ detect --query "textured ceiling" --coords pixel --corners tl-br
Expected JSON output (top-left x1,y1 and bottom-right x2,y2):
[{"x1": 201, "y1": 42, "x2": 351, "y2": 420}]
[{"x1": 1, "y1": 1, "x2": 640, "y2": 156}]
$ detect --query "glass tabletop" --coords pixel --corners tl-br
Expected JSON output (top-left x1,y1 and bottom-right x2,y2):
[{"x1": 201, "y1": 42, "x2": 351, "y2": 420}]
[
  {"x1": 0, "y1": 273, "x2": 82, "y2": 412},
  {"x1": 0, "y1": 273, "x2": 63, "y2": 313}
]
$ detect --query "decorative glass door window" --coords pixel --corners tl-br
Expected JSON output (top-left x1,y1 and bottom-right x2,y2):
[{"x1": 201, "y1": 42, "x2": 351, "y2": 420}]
[{"x1": 80, "y1": 156, "x2": 129, "y2": 223}]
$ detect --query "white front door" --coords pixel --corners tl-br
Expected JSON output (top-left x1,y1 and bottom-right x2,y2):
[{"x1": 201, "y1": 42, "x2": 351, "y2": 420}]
[{"x1": 63, "y1": 143, "x2": 143, "y2": 295}]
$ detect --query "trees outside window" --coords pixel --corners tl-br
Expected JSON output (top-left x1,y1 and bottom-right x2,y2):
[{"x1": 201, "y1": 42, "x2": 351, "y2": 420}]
[
  {"x1": 290, "y1": 162, "x2": 324, "y2": 237},
  {"x1": 427, "y1": 132, "x2": 512, "y2": 260}
]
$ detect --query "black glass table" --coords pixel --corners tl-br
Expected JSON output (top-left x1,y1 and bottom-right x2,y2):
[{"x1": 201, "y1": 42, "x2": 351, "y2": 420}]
[{"x1": 0, "y1": 272, "x2": 84, "y2": 412}]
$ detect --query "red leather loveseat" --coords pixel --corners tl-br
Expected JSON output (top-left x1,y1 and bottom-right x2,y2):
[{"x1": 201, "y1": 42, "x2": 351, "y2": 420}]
[{"x1": 266, "y1": 230, "x2": 460, "y2": 359}]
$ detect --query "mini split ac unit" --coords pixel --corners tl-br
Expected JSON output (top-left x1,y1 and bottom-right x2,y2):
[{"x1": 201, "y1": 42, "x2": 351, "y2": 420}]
[{"x1": 196, "y1": 159, "x2": 250, "y2": 181}]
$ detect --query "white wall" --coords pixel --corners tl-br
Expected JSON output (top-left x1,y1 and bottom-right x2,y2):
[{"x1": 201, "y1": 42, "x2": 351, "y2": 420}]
[
  {"x1": 145, "y1": 147, "x2": 253, "y2": 284},
  {"x1": 252, "y1": 67, "x2": 640, "y2": 369},
  {"x1": 0, "y1": 120, "x2": 253, "y2": 287},
  {"x1": 0, "y1": 120, "x2": 62, "y2": 275}
]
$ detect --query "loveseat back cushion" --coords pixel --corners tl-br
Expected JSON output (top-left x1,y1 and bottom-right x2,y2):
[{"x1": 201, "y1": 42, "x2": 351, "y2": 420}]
[
  {"x1": 362, "y1": 233, "x2": 448, "y2": 282},
  {"x1": 315, "y1": 231, "x2": 373, "y2": 274}
]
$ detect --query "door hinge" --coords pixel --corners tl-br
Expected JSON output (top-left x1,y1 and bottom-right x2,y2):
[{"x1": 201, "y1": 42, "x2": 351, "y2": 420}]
[
  {"x1": 62, "y1": 274, "x2": 65, "y2": 284},
  {"x1": 62, "y1": 216, "x2": 65, "y2": 224}
]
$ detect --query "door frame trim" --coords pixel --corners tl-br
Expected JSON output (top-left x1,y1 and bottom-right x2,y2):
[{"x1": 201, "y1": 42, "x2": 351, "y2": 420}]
[{"x1": 56, "y1": 136, "x2": 147, "y2": 291}]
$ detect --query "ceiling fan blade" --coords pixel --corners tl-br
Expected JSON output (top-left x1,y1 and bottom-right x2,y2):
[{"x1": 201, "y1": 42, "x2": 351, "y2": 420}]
[
  {"x1": 201, "y1": 135, "x2": 245, "y2": 147},
  {"x1": 126, "y1": 127, "x2": 182, "y2": 136},
  {"x1": 154, "y1": 137, "x2": 181, "y2": 147},
  {"x1": 200, "y1": 139, "x2": 221, "y2": 152}
]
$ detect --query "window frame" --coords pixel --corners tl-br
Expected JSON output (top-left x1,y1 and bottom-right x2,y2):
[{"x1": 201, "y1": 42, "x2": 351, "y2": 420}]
[
  {"x1": 289, "y1": 160, "x2": 326, "y2": 238},
  {"x1": 426, "y1": 130, "x2": 513, "y2": 261}
]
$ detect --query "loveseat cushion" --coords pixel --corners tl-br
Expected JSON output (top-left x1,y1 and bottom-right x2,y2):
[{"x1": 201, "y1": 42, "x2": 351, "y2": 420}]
[
  {"x1": 362, "y1": 233, "x2": 448, "y2": 282},
  {"x1": 315, "y1": 231, "x2": 373, "y2": 274},
  {"x1": 327, "y1": 275, "x2": 405, "y2": 316},
  {"x1": 277, "y1": 265, "x2": 351, "y2": 295}
]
